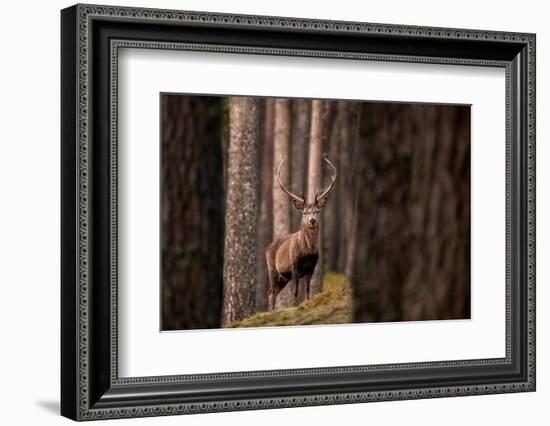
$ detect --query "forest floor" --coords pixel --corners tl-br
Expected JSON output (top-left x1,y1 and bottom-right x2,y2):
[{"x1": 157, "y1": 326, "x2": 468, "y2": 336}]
[{"x1": 227, "y1": 272, "x2": 352, "y2": 328}]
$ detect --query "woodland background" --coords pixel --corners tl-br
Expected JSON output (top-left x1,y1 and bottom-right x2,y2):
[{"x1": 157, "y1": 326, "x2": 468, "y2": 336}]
[{"x1": 161, "y1": 95, "x2": 471, "y2": 330}]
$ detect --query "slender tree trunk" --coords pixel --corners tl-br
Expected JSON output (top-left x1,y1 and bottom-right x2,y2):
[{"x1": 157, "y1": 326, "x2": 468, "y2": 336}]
[
  {"x1": 256, "y1": 99, "x2": 275, "y2": 311},
  {"x1": 344, "y1": 103, "x2": 362, "y2": 281},
  {"x1": 272, "y1": 99, "x2": 291, "y2": 239},
  {"x1": 307, "y1": 100, "x2": 326, "y2": 295},
  {"x1": 290, "y1": 99, "x2": 310, "y2": 230},
  {"x1": 336, "y1": 101, "x2": 350, "y2": 272},
  {"x1": 272, "y1": 99, "x2": 294, "y2": 308},
  {"x1": 325, "y1": 106, "x2": 341, "y2": 272},
  {"x1": 222, "y1": 97, "x2": 260, "y2": 325},
  {"x1": 338, "y1": 102, "x2": 361, "y2": 277}
]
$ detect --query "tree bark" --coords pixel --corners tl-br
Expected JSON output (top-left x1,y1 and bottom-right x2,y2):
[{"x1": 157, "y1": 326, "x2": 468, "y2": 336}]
[
  {"x1": 351, "y1": 103, "x2": 470, "y2": 323},
  {"x1": 161, "y1": 95, "x2": 224, "y2": 330},
  {"x1": 272, "y1": 99, "x2": 294, "y2": 308},
  {"x1": 351, "y1": 104, "x2": 411, "y2": 322},
  {"x1": 256, "y1": 99, "x2": 275, "y2": 311},
  {"x1": 339, "y1": 102, "x2": 361, "y2": 277},
  {"x1": 324, "y1": 104, "x2": 341, "y2": 272},
  {"x1": 222, "y1": 97, "x2": 261, "y2": 325},
  {"x1": 290, "y1": 99, "x2": 310, "y2": 231},
  {"x1": 401, "y1": 105, "x2": 471, "y2": 320},
  {"x1": 344, "y1": 103, "x2": 362, "y2": 282},
  {"x1": 306, "y1": 100, "x2": 330, "y2": 295}
]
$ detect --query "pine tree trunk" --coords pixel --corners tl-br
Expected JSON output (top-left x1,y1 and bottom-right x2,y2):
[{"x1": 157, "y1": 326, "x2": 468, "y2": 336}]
[
  {"x1": 340, "y1": 102, "x2": 361, "y2": 277},
  {"x1": 351, "y1": 104, "x2": 412, "y2": 322},
  {"x1": 325, "y1": 105, "x2": 341, "y2": 272},
  {"x1": 256, "y1": 99, "x2": 275, "y2": 311},
  {"x1": 344, "y1": 104, "x2": 363, "y2": 290},
  {"x1": 272, "y1": 99, "x2": 294, "y2": 309},
  {"x1": 290, "y1": 99, "x2": 310, "y2": 230},
  {"x1": 222, "y1": 97, "x2": 260, "y2": 325},
  {"x1": 351, "y1": 103, "x2": 470, "y2": 323},
  {"x1": 401, "y1": 105, "x2": 471, "y2": 320},
  {"x1": 307, "y1": 100, "x2": 326, "y2": 295},
  {"x1": 161, "y1": 95, "x2": 224, "y2": 330}
]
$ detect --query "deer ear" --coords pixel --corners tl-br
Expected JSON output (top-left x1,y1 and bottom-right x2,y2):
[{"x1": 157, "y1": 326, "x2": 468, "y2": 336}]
[
  {"x1": 316, "y1": 197, "x2": 328, "y2": 208},
  {"x1": 293, "y1": 199, "x2": 305, "y2": 211}
]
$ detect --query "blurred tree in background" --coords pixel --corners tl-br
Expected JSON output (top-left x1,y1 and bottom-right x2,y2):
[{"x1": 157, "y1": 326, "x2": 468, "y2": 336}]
[
  {"x1": 351, "y1": 103, "x2": 470, "y2": 322},
  {"x1": 161, "y1": 95, "x2": 224, "y2": 330}
]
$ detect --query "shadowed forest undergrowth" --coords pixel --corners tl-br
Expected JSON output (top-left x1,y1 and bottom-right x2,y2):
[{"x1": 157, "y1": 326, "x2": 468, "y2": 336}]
[{"x1": 227, "y1": 273, "x2": 351, "y2": 328}]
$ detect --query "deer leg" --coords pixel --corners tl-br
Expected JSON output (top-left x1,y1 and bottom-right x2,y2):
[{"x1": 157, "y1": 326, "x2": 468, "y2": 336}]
[
  {"x1": 292, "y1": 262, "x2": 300, "y2": 306},
  {"x1": 305, "y1": 272, "x2": 313, "y2": 300},
  {"x1": 271, "y1": 285, "x2": 282, "y2": 311},
  {"x1": 268, "y1": 270, "x2": 282, "y2": 311},
  {"x1": 267, "y1": 287, "x2": 274, "y2": 312},
  {"x1": 267, "y1": 268, "x2": 276, "y2": 311}
]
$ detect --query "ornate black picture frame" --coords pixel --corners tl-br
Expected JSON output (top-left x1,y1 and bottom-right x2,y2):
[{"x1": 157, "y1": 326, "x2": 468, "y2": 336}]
[{"x1": 61, "y1": 3, "x2": 536, "y2": 421}]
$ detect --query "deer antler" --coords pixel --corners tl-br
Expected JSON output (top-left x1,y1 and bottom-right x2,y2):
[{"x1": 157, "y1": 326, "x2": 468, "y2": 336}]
[
  {"x1": 315, "y1": 154, "x2": 338, "y2": 202},
  {"x1": 276, "y1": 157, "x2": 305, "y2": 205}
]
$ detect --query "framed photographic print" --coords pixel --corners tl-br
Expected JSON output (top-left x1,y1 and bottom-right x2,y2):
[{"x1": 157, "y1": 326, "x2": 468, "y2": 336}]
[{"x1": 61, "y1": 4, "x2": 536, "y2": 421}]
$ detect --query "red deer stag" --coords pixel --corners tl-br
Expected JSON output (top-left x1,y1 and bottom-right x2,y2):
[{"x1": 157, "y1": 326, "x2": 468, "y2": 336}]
[{"x1": 266, "y1": 155, "x2": 337, "y2": 311}]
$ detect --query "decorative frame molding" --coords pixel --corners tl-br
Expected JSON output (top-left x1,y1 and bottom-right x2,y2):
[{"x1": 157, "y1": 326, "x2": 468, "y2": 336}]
[{"x1": 61, "y1": 3, "x2": 536, "y2": 421}]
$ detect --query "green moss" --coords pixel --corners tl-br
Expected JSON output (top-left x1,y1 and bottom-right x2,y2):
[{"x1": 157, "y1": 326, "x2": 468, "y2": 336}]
[
  {"x1": 322, "y1": 271, "x2": 347, "y2": 291},
  {"x1": 227, "y1": 272, "x2": 352, "y2": 328}
]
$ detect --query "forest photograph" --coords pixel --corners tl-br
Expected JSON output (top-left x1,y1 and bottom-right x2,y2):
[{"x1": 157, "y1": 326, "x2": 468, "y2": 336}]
[{"x1": 161, "y1": 94, "x2": 471, "y2": 331}]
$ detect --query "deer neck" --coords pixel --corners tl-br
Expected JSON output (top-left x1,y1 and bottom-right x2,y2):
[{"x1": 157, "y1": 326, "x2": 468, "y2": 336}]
[{"x1": 298, "y1": 225, "x2": 319, "y2": 254}]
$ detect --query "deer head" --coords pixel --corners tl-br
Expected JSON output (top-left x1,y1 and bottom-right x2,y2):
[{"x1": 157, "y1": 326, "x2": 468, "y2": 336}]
[{"x1": 276, "y1": 154, "x2": 337, "y2": 231}]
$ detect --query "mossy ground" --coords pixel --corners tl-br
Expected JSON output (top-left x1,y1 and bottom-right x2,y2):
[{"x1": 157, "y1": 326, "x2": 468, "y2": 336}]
[{"x1": 227, "y1": 272, "x2": 351, "y2": 328}]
